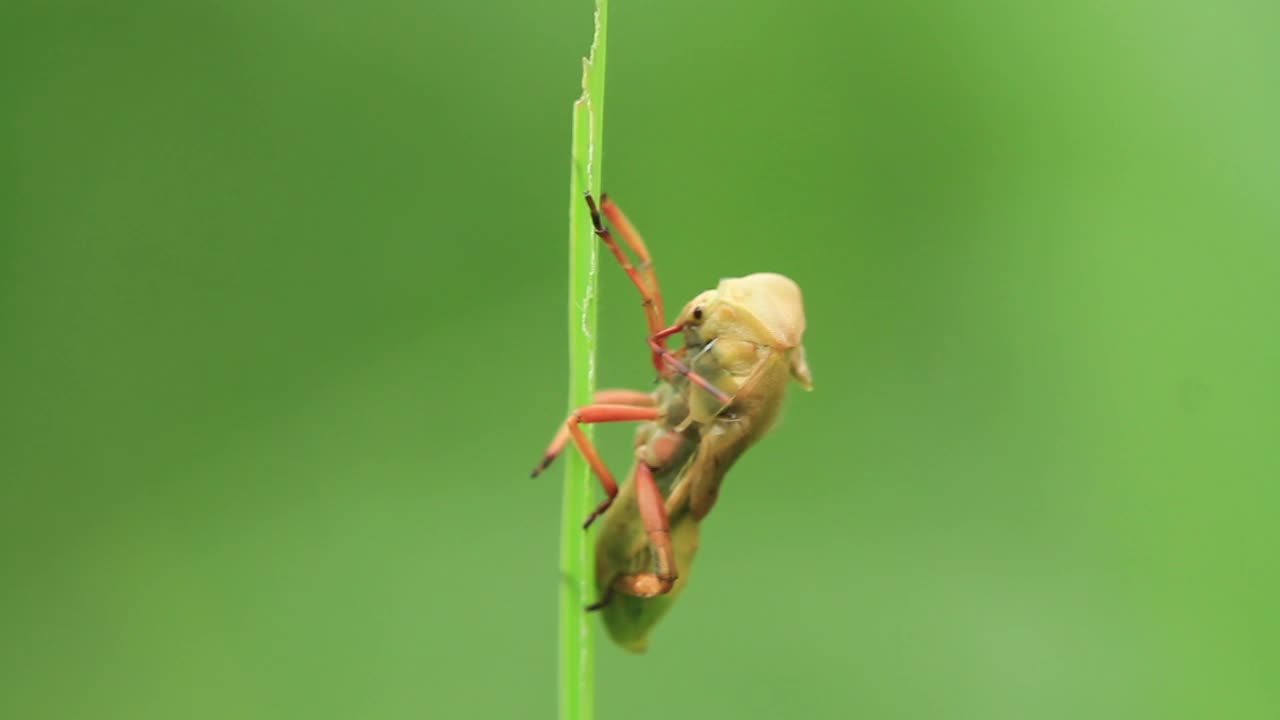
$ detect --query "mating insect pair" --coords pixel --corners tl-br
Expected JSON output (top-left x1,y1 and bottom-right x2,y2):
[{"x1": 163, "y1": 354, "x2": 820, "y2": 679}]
[{"x1": 531, "y1": 194, "x2": 812, "y2": 652}]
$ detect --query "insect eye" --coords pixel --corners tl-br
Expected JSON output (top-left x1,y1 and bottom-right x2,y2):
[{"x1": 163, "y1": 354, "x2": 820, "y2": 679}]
[{"x1": 692, "y1": 307, "x2": 704, "y2": 321}]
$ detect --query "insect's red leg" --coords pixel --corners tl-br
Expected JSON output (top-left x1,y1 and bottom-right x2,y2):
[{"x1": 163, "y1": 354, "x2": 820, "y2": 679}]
[
  {"x1": 609, "y1": 462, "x2": 677, "y2": 598},
  {"x1": 592, "y1": 389, "x2": 656, "y2": 407},
  {"x1": 530, "y1": 390, "x2": 656, "y2": 477},
  {"x1": 585, "y1": 194, "x2": 667, "y2": 371},
  {"x1": 599, "y1": 194, "x2": 665, "y2": 326},
  {"x1": 529, "y1": 404, "x2": 661, "y2": 528},
  {"x1": 649, "y1": 325, "x2": 734, "y2": 405}
]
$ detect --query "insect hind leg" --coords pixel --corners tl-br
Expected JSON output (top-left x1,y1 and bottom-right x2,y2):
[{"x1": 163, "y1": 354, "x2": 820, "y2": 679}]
[{"x1": 606, "y1": 462, "x2": 678, "y2": 600}]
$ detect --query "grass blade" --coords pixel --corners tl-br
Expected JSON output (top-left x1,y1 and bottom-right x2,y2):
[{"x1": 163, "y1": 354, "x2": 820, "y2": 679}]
[{"x1": 562, "y1": 2, "x2": 607, "y2": 719}]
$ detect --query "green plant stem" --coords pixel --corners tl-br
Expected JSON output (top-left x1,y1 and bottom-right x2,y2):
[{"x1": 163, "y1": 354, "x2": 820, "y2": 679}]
[{"x1": 561, "y1": 2, "x2": 606, "y2": 720}]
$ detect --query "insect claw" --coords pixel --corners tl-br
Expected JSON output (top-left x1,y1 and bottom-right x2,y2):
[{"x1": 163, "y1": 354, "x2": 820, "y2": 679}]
[
  {"x1": 530, "y1": 455, "x2": 554, "y2": 478},
  {"x1": 584, "y1": 193, "x2": 604, "y2": 230},
  {"x1": 582, "y1": 497, "x2": 613, "y2": 529},
  {"x1": 585, "y1": 587, "x2": 615, "y2": 612}
]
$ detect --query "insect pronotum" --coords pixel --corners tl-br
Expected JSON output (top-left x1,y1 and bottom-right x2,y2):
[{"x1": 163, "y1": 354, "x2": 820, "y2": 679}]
[{"x1": 532, "y1": 194, "x2": 812, "y2": 652}]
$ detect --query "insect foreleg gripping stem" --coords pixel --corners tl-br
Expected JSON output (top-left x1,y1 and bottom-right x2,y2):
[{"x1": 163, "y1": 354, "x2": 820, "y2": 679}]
[{"x1": 585, "y1": 192, "x2": 669, "y2": 372}]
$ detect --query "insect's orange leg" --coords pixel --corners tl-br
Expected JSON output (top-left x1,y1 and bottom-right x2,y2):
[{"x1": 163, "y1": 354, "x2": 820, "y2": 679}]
[
  {"x1": 531, "y1": 390, "x2": 656, "y2": 477},
  {"x1": 599, "y1": 194, "x2": 665, "y2": 326},
  {"x1": 649, "y1": 324, "x2": 733, "y2": 405},
  {"x1": 609, "y1": 462, "x2": 677, "y2": 598},
  {"x1": 586, "y1": 194, "x2": 667, "y2": 371},
  {"x1": 593, "y1": 389, "x2": 656, "y2": 407},
  {"x1": 529, "y1": 404, "x2": 661, "y2": 528}
]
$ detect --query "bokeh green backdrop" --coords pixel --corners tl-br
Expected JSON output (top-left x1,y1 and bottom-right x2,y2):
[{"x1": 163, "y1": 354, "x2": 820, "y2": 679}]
[{"x1": 3, "y1": 1, "x2": 1278, "y2": 718}]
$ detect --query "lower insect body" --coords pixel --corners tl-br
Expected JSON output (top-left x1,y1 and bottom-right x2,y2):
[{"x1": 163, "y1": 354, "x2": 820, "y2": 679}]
[{"x1": 531, "y1": 388, "x2": 686, "y2": 608}]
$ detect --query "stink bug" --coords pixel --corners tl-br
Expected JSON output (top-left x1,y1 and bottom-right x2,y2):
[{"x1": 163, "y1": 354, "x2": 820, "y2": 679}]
[{"x1": 533, "y1": 194, "x2": 812, "y2": 651}]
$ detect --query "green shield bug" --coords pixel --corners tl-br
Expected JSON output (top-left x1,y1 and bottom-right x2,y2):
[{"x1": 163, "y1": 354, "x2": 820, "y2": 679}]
[{"x1": 532, "y1": 194, "x2": 812, "y2": 652}]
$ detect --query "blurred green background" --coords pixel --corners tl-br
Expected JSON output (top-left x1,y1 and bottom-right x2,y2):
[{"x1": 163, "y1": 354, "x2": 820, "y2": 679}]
[{"x1": 3, "y1": 0, "x2": 1278, "y2": 718}]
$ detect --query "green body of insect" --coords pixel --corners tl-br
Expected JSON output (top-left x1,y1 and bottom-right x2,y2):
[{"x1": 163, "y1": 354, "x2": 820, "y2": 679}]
[{"x1": 533, "y1": 196, "x2": 811, "y2": 652}]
